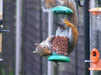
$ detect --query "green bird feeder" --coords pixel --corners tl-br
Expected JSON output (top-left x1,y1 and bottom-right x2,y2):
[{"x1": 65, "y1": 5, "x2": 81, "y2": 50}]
[{"x1": 48, "y1": 6, "x2": 73, "y2": 62}]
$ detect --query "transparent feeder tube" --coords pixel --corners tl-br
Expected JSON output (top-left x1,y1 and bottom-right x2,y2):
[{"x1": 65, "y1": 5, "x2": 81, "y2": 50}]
[
  {"x1": 90, "y1": 14, "x2": 97, "y2": 50},
  {"x1": 90, "y1": 14, "x2": 101, "y2": 75}
]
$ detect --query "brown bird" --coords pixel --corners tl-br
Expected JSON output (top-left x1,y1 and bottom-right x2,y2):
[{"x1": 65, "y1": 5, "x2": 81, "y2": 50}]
[{"x1": 33, "y1": 36, "x2": 54, "y2": 56}]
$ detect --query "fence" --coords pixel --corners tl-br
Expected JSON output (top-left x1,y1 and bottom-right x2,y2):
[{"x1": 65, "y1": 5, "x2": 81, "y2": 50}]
[{"x1": 2, "y1": 0, "x2": 86, "y2": 75}]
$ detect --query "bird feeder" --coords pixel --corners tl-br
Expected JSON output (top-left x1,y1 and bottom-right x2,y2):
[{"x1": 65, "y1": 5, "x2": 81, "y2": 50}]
[
  {"x1": 48, "y1": 6, "x2": 73, "y2": 62},
  {"x1": 89, "y1": 7, "x2": 101, "y2": 71}
]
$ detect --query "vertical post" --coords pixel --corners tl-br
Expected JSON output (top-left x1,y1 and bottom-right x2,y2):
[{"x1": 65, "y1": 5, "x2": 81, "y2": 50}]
[
  {"x1": 84, "y1": 0, "x2": 90, "y2": 75},
  {"x1": 48, "y1": 61, "x2": 58, "y2": 75},
  {"x1": 48, "y1": 10, "x2": 54, "y2": 36},
  {"x1": 48, "y1": 10, "x2": 58, "y2": 75},
  {"x1": 48, "y1": 9, "x2": 54, "y2": 75},
  {"x1": 15, "y1": 0, "x2": 22, "y2": 75}
]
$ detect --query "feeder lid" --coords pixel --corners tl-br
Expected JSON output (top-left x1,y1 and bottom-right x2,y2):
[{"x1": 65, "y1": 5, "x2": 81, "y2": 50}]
[
  {"x1": 89, "y1": 7, "x2": 101, "y2": 15},
  {"x1": 51, "y1": 6, "x2": 73, "y2": 14},
  {"x1": 48, "y1": 53, "x2": 70, "y2": 62}
]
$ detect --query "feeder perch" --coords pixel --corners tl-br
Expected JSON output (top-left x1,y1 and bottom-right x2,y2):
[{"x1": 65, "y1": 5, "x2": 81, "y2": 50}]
[
  {"x1": 48, "y1": 6, "x2": 74, "y2": 62},
  {"x1": 89, "y1": 48, "x2": 101, "y2": 71},
  {"x1": 89, "y1": 8, "x2": 101, "y2": 15}
]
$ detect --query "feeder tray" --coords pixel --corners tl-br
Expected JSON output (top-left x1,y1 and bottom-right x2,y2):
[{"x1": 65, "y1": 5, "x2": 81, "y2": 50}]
[
  {"x1": 51, "y1": 6, "x2": 73, "y2": 14},
  {"x1": 89, "y1": 48, "x2": 101, "y2": 71},
  {"x1": 89, "y1": 8, "x2": 101, "y2": 15},
  {"x1": 48, "y1": 36, "x2": 70, "y2": 62}
]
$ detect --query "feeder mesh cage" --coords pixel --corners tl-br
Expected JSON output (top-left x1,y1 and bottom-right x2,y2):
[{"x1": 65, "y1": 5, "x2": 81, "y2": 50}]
[{"x1": 51, "y1": 36, "x2": 69, "y2": 56}]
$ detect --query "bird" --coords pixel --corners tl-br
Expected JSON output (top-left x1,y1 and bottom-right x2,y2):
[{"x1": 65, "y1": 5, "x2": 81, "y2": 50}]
[{"x1": 33, "y1": 36, "x2": 54, "y2": 56}]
